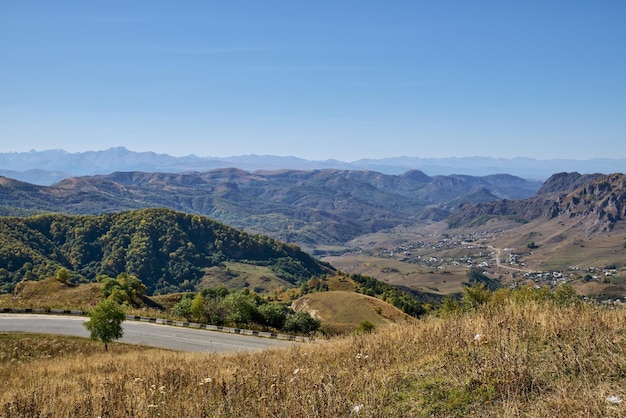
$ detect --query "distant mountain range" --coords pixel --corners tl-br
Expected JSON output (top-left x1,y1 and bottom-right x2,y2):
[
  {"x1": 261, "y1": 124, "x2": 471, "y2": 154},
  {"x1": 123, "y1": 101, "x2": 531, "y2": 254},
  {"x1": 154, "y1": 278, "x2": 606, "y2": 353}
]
[
  {"x1": 0, "y1": 147, "x2": 624, "y2": 185},
  {"x1": 0, "y1": 168, "x2": 542, "y2": 249}
]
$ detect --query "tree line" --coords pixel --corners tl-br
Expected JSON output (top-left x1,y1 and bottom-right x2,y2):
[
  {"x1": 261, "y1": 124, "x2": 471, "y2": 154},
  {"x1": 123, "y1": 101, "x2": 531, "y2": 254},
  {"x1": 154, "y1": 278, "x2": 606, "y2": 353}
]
[{"x1": 172, "y1": 286, "x2": 321, "y2": 334}]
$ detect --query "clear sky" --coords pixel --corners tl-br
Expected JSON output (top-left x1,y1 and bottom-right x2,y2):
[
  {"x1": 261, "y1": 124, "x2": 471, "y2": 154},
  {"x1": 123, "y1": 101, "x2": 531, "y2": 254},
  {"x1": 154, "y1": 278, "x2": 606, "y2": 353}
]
[{"x1": 1, "y1": 1, "x2": 625, "y2": 161}]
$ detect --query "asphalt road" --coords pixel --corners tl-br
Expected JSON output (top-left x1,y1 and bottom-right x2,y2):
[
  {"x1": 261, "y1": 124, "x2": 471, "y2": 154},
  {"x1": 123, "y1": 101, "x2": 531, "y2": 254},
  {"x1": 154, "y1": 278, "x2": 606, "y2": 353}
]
[{"x1": 0, "y1": 314, "x2": 294, "y2": 353}]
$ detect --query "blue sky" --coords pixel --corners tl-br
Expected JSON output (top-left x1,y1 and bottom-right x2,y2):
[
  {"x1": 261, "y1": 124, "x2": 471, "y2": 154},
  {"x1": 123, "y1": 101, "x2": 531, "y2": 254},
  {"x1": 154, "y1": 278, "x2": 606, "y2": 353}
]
[{"x1": 1, "y1": 1, "x2": 625, "y2": 161}]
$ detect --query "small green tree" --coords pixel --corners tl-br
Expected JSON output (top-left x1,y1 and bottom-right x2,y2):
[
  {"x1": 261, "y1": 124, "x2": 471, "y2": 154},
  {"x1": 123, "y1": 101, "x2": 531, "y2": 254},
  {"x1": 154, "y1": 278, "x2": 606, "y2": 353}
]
[
  {"x1": 55, "y1": 267, "x2": 70, "y2": 284},
  {"x1": 190, "y1": 292, "x2": 206, "y2": 322},
  {"x1": 84, "y1": 299, "x2": 126, "y2": 350}
]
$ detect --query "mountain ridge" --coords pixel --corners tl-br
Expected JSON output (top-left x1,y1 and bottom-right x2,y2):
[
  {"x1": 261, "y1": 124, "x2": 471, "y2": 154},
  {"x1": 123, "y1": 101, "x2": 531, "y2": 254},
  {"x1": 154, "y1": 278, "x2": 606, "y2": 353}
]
[
  {"x1": 2, "y1": 147, "x2": 625, "y2": 185},
  {"x1": 450, "y1": 172, "x2": 626, "y2": 235},
  {"x1": 0, "y1": 168, "x2": 541, "y2": 247}
]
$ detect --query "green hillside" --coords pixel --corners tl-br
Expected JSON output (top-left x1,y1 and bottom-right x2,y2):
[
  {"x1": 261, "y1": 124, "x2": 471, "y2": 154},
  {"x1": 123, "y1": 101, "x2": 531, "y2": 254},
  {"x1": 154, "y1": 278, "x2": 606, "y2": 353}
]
[{"x1": 0, "y1": 208, "x2": 333, "y2": 294}]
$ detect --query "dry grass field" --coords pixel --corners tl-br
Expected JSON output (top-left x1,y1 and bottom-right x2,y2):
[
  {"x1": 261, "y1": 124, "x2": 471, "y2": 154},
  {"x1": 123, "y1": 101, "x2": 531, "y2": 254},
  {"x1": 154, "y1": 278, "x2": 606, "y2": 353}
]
[
  {"x1": 292, "y1": 290, "x2": 418, "y2": 334},
  {"x1": 490, "y1": 216, "x2": 626, "y2": 270},
  {"x1": 2, "y1": 294, "x2": 626, "y2": 417},
  {"x1": 0, "y1": 278, "x2": 102, "y2": 310},
  {"x1": 324, "y1": 254, "x2": 467, "y2": 295}
]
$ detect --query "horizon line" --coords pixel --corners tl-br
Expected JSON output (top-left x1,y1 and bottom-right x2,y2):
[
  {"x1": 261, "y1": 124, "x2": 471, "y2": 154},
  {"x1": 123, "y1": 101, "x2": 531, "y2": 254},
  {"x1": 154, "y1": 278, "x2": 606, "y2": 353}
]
[{"x1": 0, "y1": 147, "x2": 624, "y2": 163}]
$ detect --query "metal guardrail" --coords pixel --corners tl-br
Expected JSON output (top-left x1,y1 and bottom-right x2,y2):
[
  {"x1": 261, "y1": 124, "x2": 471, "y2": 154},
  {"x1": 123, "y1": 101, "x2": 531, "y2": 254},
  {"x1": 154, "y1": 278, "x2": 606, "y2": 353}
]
[{"x1": 0, "y1": 307, "x2": 311, "y2": 342}]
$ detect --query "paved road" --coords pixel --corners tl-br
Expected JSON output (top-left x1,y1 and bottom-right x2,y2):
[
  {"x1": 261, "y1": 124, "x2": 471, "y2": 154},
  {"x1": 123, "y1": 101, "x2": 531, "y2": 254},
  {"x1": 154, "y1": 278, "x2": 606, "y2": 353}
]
[{"x1": 0, "y1": 314, "x2": 294, "y2": 353}]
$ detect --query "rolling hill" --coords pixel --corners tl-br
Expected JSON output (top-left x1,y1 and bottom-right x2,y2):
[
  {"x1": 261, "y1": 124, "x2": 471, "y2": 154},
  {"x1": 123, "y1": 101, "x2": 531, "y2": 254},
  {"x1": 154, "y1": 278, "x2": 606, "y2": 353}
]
[{"x1": 292, "y1": 290, "x2": 419, "y2": 334}]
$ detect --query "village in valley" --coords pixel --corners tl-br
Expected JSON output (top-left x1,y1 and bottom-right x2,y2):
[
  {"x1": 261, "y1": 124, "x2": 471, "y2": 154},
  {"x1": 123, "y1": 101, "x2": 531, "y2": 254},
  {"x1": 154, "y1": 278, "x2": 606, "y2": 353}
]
[{"x1": 335, "y1": 230, "x2": 626, "y2": 304}]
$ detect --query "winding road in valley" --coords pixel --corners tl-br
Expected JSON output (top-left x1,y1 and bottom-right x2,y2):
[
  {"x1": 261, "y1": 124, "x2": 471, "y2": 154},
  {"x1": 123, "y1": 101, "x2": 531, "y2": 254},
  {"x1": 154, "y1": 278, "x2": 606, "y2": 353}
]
[
  {"x1": 0, "y1": 314, "x2": 294, "y2": 353},
  {"x1": 487, "y1": 245, "x2": 533, "y2": 273}
]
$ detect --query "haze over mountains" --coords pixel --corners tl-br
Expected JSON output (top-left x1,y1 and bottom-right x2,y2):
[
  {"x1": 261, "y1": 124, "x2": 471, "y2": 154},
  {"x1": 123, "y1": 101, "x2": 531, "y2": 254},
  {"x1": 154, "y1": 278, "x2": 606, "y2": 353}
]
[
  {"x1": 2, "y1": 147, "x2": 626, "y2": 300},
  {"x1": 1, "y1": 147, "x2": 624, "y2": 185}
]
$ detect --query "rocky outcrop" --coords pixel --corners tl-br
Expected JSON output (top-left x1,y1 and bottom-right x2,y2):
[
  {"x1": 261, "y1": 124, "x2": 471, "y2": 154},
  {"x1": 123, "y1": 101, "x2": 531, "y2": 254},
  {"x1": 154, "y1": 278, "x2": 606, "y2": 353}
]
[
  {"x1": 559, "y1": 174, "x2": 626, "y2": 232},
  {"x1": 449, "y1": 173, "x2": 626, "y2": 234},
  {"x1": 536, "y1": 172, "x2": 605, "y2": 195}
]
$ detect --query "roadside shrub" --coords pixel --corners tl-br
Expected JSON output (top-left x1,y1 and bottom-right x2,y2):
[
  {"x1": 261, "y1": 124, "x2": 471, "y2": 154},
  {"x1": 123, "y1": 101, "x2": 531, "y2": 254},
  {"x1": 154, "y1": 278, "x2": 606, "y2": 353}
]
[
  {"x1": 258, "y1": 303, "x2": 289, "y2": 329},
  {"x1": 283, "y1": 311, "x2": 320, "y2": 334},
  {"x1": 223, "y1": 290, "x2": 259, "y2": 324},
  {"x1": 173, "y1": 296, "x2": 193, "y2": 320}
]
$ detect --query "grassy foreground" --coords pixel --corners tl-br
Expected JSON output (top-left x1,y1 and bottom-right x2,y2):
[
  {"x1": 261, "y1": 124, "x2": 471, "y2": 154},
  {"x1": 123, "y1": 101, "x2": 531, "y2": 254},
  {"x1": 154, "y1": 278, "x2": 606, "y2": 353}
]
[{"x1": 2, "y1": 297, "x2": 626, "y2": 417}]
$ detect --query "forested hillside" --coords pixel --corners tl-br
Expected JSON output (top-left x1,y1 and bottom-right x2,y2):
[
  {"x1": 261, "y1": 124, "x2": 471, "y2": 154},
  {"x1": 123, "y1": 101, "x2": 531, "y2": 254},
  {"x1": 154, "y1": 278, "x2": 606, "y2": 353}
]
[{"x1": 0, "y1": 208, "x2": 332, "y2": 294}]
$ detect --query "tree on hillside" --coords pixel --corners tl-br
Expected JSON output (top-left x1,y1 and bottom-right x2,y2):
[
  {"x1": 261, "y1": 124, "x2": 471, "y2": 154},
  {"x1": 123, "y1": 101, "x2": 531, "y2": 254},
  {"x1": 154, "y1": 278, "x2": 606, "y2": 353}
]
[
  {"x1": 84, "y1": 299, "x2": 126, "y2": 350},
  {"x1": 55, "y1": 267, "x2": 70, "y2": 283},
  {"x1": 98, "y1": 273, "x2": 147, "y2": 306}
]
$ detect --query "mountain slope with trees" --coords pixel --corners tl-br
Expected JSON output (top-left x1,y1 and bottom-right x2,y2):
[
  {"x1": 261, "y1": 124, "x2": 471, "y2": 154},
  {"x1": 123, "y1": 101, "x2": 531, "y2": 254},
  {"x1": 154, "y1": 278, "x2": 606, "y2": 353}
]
[{"x1": 0, "y1": 208, "x2": 332, "y2": 294}]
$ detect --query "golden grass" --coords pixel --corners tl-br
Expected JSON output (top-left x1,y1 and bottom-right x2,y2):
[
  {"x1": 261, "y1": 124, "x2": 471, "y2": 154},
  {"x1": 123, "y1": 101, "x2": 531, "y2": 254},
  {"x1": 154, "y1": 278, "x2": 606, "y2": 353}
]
[
  {"x1": 292, "y1": 290, "x2": 417, "y2": 334},
  {"x1": 2, "y1": 298, "x2": 626, "y2": 417},
  {"x1": 0, "y1": 278, "x2": 102, "y2": 310},
  {"x1": 0, "y1": 333, "x2": 150, "y2": 365}
]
